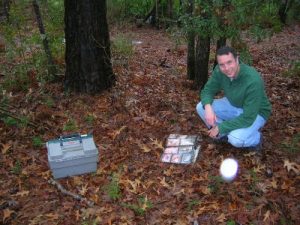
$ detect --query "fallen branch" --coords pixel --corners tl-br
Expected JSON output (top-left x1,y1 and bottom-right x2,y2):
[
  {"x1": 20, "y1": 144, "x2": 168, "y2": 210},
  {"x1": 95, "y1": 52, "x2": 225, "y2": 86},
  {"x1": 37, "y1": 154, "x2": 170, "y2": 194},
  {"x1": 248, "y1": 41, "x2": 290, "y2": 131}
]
[
  {"x1": 0, "y1": 107, "x2": 39, "y2": 128},
  {"x1": 49, "y1": 178, "x2": 95, "y2": 207}
]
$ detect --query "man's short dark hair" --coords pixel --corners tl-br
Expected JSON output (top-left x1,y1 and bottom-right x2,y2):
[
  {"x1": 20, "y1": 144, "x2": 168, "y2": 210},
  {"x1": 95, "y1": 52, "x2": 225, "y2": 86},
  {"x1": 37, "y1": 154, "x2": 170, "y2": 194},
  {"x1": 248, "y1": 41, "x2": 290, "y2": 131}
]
[{"x1": 217, "y1": 46, "x2": 237, "y2": 59}]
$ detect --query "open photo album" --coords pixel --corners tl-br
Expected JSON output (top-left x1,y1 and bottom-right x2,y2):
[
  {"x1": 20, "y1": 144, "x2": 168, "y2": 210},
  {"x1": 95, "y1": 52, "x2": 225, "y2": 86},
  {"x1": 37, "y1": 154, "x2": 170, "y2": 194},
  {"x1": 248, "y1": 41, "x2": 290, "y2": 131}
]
[{"x1": 161, "y1": 134, "x2": 201, "y2": 164}]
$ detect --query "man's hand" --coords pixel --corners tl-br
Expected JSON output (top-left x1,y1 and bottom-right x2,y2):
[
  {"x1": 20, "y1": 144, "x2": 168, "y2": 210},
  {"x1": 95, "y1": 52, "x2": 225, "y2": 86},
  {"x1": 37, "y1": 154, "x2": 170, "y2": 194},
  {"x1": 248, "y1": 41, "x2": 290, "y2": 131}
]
[
  {"x1": 204, "y1": 104, "x2": 217, "y2": 127},
  {"x1": 208, "y1": 126, "x2": 219, "y2": 138}
]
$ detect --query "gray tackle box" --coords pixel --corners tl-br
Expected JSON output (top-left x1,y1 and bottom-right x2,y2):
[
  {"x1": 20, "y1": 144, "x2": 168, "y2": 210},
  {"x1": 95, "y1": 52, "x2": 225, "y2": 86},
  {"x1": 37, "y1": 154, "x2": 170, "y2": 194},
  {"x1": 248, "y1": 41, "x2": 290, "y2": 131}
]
[{"x1": 46, "y1": 133, "x2": 99, "y2": 179}]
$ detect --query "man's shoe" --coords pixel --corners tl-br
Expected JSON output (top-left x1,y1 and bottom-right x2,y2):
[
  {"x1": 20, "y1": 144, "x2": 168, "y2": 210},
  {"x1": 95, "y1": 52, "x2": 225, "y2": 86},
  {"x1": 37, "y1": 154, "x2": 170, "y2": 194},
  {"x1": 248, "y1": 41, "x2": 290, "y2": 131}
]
[
  {"x1": 246, "y1": 136, "x2": 263, "y2": 152},
  {"x1": 212, "y1": 135, "x2": 228, "y2": 144}
]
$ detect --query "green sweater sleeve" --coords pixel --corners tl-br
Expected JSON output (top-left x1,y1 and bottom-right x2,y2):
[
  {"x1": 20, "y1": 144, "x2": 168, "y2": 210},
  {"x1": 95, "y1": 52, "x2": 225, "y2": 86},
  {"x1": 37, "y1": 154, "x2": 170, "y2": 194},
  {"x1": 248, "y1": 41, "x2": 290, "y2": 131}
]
[{"x1": 200, "y1": 69, "x2": 222, "y2": 106}]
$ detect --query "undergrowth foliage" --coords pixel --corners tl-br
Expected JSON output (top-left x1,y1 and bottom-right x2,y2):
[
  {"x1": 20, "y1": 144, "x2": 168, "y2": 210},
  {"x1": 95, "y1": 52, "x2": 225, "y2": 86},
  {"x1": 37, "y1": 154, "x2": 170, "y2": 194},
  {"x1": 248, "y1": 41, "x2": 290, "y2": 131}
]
[{"x1": 0, "y1": 0, "x2": 64, "y2": 92}]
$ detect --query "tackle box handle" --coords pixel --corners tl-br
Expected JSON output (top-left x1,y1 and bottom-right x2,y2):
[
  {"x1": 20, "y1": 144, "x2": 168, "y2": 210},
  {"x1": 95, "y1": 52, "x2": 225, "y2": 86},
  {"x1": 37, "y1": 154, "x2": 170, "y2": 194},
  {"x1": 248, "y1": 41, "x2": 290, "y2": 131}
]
[{"x1": 59, "y1": 133, "x2": 82, "y2": 146}]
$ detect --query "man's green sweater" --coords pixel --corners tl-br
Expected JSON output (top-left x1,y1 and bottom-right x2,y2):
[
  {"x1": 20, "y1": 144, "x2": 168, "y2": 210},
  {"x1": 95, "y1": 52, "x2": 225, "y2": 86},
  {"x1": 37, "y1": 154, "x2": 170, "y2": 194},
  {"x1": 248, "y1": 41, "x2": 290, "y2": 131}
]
[{"x1": 201, "y1": 63, "x2": 272, "y2": 134}]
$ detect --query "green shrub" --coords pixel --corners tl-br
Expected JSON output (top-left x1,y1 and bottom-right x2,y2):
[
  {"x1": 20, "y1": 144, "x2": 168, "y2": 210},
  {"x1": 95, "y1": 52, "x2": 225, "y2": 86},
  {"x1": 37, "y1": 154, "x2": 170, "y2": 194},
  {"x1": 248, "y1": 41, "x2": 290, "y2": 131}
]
[
  {"x1": 111, "y1": 34, "x2": 134, "y2": 59},
  {"x1": 283, "y1": 61, "x2": 300, "y2": 78},
  {"x1": 1, "y1": 116, "x2": 18, "y2": 127},
  {"x1": 104, "y1": 173, "x2": 121, "y2": 201},
  {"x1": 32, "y1": 136, "x2": 44, "y2": 148},
  {"x1": 11, "y1": 160, "x2": 22, "y2": 175},
  {"x1": 281, "y1": 133, "x2": 300, "y2": 154},
  {"x1": 63, "y1": 119, "x2": 78, "y2": 131},
  {"x1": 122, "y1": 196, "x2": 153, "y2": 216}
]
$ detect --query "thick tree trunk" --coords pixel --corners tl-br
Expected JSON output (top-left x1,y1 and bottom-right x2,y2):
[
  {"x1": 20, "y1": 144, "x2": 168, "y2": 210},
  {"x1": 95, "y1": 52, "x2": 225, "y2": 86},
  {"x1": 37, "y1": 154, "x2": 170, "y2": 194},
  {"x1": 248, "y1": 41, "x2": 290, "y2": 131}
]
[
  {"x1": 187, "y1": 0, "x2": 195, "y2": 80},
  {"x1": 64, "y1": 0, "x2": 115, "y2": 94},
  {"x1": 195, "y1": 36, "x2": 210, "y2": 90}
]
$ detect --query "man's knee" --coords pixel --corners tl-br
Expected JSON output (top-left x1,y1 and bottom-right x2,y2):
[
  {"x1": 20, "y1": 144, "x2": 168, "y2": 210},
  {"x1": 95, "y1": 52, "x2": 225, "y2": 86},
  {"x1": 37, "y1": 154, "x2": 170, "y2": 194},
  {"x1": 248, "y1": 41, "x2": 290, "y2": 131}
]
[
  {"x1": 196, "y1": 102, "x2": 204, "y2": 116},
  {"x1": 227, "y1": 135, "x2": 245, "y2": 148}
]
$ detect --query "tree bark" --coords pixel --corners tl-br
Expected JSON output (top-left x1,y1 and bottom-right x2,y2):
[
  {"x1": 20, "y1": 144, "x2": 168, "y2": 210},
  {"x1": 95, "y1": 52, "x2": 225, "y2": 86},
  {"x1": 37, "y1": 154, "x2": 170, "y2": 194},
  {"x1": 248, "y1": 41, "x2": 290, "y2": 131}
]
[
  {"x1": 2, "y1": 0, "x2": 10, "y2": 22},
  {"x1": 278, "y1": 0, "x2": 295, "y2": 24},
  {"x1": 187, "y1": 0, "x2": 195, "y2": 80},
  {"x1": 64, "y1": 0, "x2": 115, "y2": 94},
  {"x1": 32, "y1": 0, "x2": 57, "y2": 78},
  {"x1": 213, "y1": 37, "x2": 226, "y2": 68},
  {"x1": 167, "y1": 0, "x2": 173, "y2": 19},
  {"x1": 195, "y1": 36, "x2": 210, "y2": 90}
]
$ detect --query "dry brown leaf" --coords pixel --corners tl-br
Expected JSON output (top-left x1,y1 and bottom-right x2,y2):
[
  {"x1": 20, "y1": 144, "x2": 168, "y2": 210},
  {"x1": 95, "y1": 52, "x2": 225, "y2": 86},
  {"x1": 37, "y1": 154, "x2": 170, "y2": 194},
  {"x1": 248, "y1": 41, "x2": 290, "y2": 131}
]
[
  {"x1": 263, "y1": 210, "x2": 271, "y2": 222},
  {"x1": 138, "y1": 142, "x2": 151, "y2": 153},
  {"x1": 45, "y1": 213, "x2": 59, "y2": 220},
  {"x1": 14, "y1": 190, "x2": 29, "y2": 197},
  {"x1": 216, "y1": 213, "x2": 226, "y2": 223},
  {"x1": 283, "y1": 159, "x2": 300, "y2": 175},
  {"x1": 271, "y1": 178, "x2": 278, "y2": 189},
  {"x1": 109, "y1": 125, "x2": 127, "y2": 140},
  {"x1": 2, "y1": 209, "x2": 15, "y2": 222},
  {"x1": 150, "y1": 138, "x2": 164, "y2": 149},
  {"x1": 79, "y1": 184, "x2": 88, "y2": 196},
  {"x1": 124, "y1": 179, "x2": 141, "y2": 193},
  {"x1": 159, "y1": 177, "x2": 171, "y2": 188},
  {"x1": 253, "y1": 164, "x2": 266, "y2": 174},
  {"x1": 1, "y1": 143, "x2": 12, "y2": 154}
]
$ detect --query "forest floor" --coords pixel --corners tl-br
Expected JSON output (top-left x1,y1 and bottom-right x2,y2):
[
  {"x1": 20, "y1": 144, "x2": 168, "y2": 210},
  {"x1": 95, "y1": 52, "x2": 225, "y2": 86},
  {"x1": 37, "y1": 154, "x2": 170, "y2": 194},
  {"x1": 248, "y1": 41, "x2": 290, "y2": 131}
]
[{"x1": 1, "y1": 23, "x2": 300, "y2": 225}]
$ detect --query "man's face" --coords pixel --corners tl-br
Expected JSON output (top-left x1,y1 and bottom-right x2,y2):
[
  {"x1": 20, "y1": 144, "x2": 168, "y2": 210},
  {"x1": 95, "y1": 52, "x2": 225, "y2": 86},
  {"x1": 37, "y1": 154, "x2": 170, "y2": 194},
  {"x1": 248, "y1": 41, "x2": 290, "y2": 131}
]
[{"x1": 217, "y1": 53, "x2": 239, "y2": 79}]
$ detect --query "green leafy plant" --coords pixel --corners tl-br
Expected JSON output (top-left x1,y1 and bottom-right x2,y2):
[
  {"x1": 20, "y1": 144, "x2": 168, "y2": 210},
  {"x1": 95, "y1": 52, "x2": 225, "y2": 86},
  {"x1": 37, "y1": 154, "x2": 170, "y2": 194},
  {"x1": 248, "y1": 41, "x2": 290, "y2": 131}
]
[
  {"x1": 11, "y1": 160, "x2": 22, "y2": 175},
  {"x1": 104, "y1": 173, "x2": 121, "y2": 201},
  {"x1": 1, "y1": 116, "x2": 18, "y2": 127},
  {"x1": 187, "y1": 199, "x2": 200, "y2": 211},
  {"x1": 122, "y1": 196, "x2": 153, "y2": 216},
  {"x1": 283, "y1": 61, "x2": 300, "y2": 78},
  {"x1": 32, "y1": 136, "x2": 44, "y2": 148},
  {"x1": 84, "y1": 114, "x2": 95, "y2": 126},
  {"x1": 63, "y1": 119, "x2": 78, "y2": 131},
  {"x1": 281, "y1": 133, "x2": 300, "y2": 154},
  {"x1": 208, "y1": 175, "x2": 223, "y2": 193},
  {"x1": 226, "y1": 220, "x2": 236, "y2": 225},
  {"x1": 44, "y1": 96, "x2": 55, "y2": 107},
  {"x1": 111, "y1": 34, "x2": 134, "y2": 59}
]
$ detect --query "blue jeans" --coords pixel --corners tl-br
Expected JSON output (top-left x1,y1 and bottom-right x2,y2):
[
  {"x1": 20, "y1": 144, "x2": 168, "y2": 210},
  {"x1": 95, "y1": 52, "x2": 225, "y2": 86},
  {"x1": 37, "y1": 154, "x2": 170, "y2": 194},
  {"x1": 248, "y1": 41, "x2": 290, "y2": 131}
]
[{"x1": 196, "y1": 97, "x2": 266, "y2": 148}]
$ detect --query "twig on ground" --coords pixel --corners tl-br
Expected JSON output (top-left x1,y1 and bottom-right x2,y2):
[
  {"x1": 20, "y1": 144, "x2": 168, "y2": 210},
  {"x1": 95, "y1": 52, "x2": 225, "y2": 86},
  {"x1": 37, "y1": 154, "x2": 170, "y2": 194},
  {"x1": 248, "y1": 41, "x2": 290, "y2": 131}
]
[
  {"x1": 0, "y1": 107, "x2": 39, "y2": 128},
  {"x1": 48, "y1": 178, "x2": 95, "y2": 207}
]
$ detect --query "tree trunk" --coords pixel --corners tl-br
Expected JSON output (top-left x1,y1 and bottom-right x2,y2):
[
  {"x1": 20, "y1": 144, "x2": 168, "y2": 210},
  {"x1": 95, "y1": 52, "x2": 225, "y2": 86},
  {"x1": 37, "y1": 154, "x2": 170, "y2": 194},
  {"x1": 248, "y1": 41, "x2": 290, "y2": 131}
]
[
  {"x1": 1, "y1": 0, "x2": 10, "y2": 22},
  {"x1": 187, "y1": 0, "x2": 195, "y2": 80},
  {"x1": 213, "y1": 37, "x2": 226, "y2": 68},
  {"x1": 64, "y1": 0, "x2": 115, "y2": 94},
  {"x1": 144, "y1": 0, "x2": 161, "y2": 26},
  {"x1": 167, "y1": 0, "x2": 173, "y2": 19},
  {"x1": 195, "y1": 36, "x2": 210, "y2": 90},
  {"x1": 32, "y1": 0, "x2": 57, "y2": 78},
  {"x1": 278, "y1": 0, "x2": 295, "y2": 24}
]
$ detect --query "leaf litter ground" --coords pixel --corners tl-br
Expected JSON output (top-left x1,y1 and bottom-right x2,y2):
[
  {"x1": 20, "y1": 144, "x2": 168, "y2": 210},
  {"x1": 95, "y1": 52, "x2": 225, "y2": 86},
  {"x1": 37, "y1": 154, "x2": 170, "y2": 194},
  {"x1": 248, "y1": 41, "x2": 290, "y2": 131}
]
[{"x1": 0, "y1": 24, "x2": 300, "y2": 225}]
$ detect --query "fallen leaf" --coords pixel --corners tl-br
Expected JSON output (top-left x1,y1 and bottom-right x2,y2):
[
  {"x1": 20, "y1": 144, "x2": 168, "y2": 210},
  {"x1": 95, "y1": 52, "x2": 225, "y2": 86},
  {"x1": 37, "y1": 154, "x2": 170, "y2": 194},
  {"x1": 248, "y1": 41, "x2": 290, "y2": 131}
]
[
  {"x1": 14, "y1": 190, "x2": 29, "y2": 197},
  {"x1": 216, "y1": 213, "x2": 226, "y2": 223},
  {"x1": 263, "y1": 210, "x2": 270, "y2": 222},
  {"x1": 79, "y1": 184, "x2": 88, "y2": 196},
  {"x1": 271, "y1": 178, "x2": 278, "y2": 189},
  {"x1": 150, "y1": 138, "x2": 164, "y2": 149},
  {"x1": 45, "y1": 213, "x2": 59, "y2": 220},
  {"x1": 136, "y1": 140, "x2": 151, "y2": 153},
  {"x1": 159, "y1": 177, "x2": 171, "y2": 188},
  {"x1": 283, "y1": 160, "x2": 300, "y2": 175},
  {"x1": 1, "y1": 143, "x2": 12, "y2": 154},
  {"x1": 109, "y1": 125, "x2": 127, "y2": 140},
  {"x1": 3, "y1": 209, "x2": 15, "y2": 222}
]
